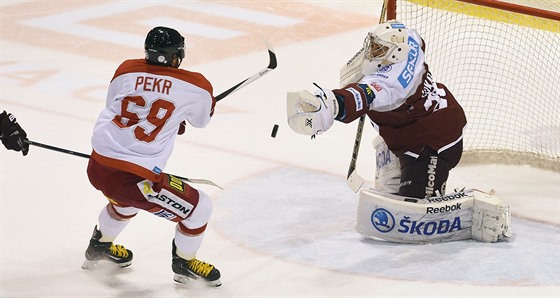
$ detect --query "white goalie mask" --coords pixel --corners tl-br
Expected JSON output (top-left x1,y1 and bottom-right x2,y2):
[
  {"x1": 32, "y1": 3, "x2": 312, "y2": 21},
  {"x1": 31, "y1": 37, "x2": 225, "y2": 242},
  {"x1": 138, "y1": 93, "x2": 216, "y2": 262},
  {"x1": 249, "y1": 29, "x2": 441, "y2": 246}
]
[{"x1": 362, "y1": 20, "x2": 411, "y2": 75}]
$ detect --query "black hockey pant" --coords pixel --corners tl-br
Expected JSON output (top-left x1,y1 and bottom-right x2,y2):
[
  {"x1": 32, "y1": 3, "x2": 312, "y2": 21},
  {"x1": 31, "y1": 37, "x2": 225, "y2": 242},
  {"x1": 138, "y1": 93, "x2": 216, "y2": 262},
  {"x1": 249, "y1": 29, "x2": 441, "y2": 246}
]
[{"x1": 398, "y1": 140, "x2": 463, "y2": 199}]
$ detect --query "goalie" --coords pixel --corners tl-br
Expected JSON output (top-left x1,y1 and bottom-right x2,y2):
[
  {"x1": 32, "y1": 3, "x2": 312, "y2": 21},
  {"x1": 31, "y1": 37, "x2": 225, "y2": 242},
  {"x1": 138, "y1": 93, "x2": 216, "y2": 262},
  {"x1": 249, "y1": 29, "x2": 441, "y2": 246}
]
[{"x1": 286, "y1": 20, "x2": 511, "y2": 243}]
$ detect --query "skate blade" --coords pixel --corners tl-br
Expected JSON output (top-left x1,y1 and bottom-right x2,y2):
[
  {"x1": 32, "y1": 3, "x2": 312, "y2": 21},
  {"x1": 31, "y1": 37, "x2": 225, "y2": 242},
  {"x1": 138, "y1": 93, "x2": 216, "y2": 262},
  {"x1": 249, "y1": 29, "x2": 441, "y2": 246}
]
[
  {"x1": 81, "y1": 259, "x2": 100, "y2": 269},
  {"x1": 81, "y1": 259, "x2": 132, "y2": 270},
  {"x1": 173, "y1": 273, "x2": 222, "y2": 287}
]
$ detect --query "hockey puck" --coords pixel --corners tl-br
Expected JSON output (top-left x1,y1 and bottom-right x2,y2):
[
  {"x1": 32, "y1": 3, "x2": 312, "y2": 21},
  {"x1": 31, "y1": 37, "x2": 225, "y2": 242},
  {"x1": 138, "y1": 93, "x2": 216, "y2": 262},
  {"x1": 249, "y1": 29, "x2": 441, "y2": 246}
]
[{"x1": 271, "y1": 124, "x2": 279, "y2": 138}]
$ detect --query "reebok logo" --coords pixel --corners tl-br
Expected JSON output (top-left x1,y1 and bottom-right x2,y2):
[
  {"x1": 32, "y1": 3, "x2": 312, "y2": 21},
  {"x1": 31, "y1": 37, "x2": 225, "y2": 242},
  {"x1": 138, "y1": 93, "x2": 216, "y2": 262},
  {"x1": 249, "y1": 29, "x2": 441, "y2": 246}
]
[
  {"x1": 427, "y1": 191, "x2": 468, "y2": 203},
  {"x1": 426, "y1": 203, "x2": 462, "y2": 214}
]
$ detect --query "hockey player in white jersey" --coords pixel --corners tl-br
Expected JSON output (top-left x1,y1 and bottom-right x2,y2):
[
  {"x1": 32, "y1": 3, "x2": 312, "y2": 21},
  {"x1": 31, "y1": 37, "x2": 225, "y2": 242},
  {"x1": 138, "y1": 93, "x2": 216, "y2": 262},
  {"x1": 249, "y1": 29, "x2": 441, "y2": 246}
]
[
  {"x1": 82, "y1": 26, "x2": 221, "y2": 286},
  {"x1": 287, "y1": 20, "x2": 511, "y2": 243}
]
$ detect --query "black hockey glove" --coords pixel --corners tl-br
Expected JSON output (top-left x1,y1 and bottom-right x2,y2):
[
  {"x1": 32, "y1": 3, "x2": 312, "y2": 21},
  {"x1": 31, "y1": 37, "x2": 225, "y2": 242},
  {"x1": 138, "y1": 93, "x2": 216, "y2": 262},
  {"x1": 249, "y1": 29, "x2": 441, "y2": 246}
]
[{"x1": 0, "y1": 111, "x2": 29, "y2": 156}]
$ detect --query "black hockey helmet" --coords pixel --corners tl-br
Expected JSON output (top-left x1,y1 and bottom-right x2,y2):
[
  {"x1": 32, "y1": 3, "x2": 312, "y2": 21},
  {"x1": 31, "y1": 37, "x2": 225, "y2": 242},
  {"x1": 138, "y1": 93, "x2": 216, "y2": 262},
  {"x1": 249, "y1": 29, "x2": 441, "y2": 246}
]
[{"x1": 144, "y1": 26, "x2": 185, "y2": 67}]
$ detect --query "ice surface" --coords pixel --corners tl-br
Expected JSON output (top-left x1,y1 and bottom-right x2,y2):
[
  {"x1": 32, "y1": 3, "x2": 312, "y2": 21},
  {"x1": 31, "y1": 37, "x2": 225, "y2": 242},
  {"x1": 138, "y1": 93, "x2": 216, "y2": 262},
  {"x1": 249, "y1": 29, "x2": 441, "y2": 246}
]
[{"x1": 1, "y1": 1, "x2": 558, "y2": 297}]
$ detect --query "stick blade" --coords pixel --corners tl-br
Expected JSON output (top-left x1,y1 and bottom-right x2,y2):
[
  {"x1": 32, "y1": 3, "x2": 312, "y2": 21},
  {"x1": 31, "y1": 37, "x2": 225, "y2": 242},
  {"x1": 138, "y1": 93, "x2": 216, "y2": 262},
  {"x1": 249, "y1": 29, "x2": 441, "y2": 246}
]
[
  {"x1": 347, "y1": 170, "x2": 365, "y2": 193},
  {"x1": 185, "y1": 178, "x2": 224, "y2": 190},
  {"x1": 263, "y1": 40, "x2": 277, "y2": 69}
]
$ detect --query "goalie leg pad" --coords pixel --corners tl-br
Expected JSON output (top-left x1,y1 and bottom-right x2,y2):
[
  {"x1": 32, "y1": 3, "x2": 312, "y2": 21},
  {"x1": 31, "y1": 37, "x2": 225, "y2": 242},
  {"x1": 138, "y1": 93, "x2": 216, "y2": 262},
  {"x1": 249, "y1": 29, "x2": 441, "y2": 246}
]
[
  {"x1": 357, "y1": 189, "x2": 474, "y2": 243},
  {"x1": 471, "y1": 190, "x2": 512, "y2": 242},
  {"x1": 373, "y1": 135, "x2": 401, "y2": 194},
  {"x1": 357, "y1": 189, "x2": 512, "y2": 243}
]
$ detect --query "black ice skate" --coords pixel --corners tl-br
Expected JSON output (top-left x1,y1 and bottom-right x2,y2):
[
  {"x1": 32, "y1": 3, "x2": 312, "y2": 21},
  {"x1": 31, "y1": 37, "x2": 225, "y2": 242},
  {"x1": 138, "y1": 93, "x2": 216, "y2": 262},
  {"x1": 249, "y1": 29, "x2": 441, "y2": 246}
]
[
  {"x1": 81, "y1": 225, "x2": 133, "y2": 269},
  {"x1": 171, "y1": 240, "x2": 221, "y2": 287}
]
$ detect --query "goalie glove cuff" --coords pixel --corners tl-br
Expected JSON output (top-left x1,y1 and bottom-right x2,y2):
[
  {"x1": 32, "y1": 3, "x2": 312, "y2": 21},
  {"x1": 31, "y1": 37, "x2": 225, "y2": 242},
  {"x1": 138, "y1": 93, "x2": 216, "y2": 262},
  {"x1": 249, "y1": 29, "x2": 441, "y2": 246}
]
[{"x1": 313, "y1": 83, "x2": 339, "y2": 119}]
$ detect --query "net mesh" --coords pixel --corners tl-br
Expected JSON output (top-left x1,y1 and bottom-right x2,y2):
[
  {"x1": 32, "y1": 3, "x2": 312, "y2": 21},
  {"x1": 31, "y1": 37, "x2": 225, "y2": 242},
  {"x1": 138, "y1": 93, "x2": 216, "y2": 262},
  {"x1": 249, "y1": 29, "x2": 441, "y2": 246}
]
[{"x1": 393, "y1": 0, "x2": 560, "y2": 171}]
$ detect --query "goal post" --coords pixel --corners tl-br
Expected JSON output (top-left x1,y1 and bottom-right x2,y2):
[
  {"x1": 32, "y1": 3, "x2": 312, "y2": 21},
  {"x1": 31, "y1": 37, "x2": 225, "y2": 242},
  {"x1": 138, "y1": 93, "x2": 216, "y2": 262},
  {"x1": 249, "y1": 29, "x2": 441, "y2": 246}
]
[{"x1": 386, "y1": 0, "x2": 560, "y2": 171}]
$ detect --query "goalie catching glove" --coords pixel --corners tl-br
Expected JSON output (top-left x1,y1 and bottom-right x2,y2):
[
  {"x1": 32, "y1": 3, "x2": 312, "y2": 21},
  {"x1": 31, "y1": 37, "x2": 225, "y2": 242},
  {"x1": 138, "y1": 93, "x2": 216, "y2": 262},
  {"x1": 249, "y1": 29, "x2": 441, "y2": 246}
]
[{"x1": 287, "y1": 84, "x2": 339, "y2": 136}]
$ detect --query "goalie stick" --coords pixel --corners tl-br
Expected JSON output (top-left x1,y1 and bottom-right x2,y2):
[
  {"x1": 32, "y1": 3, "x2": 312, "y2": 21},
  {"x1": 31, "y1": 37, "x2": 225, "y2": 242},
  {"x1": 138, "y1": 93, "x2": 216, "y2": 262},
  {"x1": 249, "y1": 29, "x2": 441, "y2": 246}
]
[
  {"x1": 346, "y1": 115, "x2": 366, "y2": 192},
  {"x1": 346, "y1": 0, "x2": 388, "y2": 193},
  {"x1": 26, "y1": 45, "x2": 278, "y2": 190}
]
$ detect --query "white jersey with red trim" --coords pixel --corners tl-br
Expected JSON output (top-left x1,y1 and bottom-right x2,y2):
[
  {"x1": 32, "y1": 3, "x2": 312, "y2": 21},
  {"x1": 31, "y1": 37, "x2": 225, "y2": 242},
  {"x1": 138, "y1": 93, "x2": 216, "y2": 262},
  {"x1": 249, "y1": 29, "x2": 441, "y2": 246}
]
[{"x1": 91, "y1": 59, "x2": 215, "y2": 181}]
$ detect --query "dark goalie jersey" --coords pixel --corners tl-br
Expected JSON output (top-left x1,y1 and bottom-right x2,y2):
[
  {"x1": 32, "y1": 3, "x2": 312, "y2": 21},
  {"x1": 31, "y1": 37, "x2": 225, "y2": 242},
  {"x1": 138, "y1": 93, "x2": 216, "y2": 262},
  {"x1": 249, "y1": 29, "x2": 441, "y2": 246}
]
[{"x1": 332, "y1": 29, "x2": 466, "y2": 158}]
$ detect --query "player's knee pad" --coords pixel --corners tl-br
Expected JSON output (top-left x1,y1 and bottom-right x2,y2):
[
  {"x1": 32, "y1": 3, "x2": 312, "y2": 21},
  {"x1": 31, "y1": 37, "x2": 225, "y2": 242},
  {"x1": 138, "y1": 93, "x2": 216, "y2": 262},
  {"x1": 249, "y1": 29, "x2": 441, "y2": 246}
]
[
  {"x1": 178, "y1": 191, "x2": 212, "y2": 235},
  {"x1": 110, "y1": 204, "x2": 140, "y2": 219},
  {"x1": 373, "y1": 135, "x2": 401, "y2": 194}
]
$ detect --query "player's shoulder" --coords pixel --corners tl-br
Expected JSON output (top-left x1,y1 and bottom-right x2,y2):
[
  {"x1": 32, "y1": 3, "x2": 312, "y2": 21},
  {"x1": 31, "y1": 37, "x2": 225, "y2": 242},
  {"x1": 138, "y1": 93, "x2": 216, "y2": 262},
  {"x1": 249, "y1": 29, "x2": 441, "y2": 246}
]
[
  {"x1": 172, "y1": 69, "x2": 213, "y2": 94},
  {"x1": 408, "y1": 29, "x2": 425, "y2": 52},
  {"x1": 111, "y1": 59, "x2": 149, "y2": 81},
  {"x1": 175, "y1": 69, "x2": 211, "y2": 85},
  {"x1": 111, "y1": 59, "x2": 213, "y2": 93}
]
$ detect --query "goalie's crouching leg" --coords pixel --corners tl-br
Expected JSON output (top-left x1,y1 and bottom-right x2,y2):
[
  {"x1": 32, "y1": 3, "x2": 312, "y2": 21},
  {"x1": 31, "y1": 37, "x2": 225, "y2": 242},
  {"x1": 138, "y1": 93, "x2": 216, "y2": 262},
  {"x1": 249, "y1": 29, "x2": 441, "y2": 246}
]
[{"x1": 356, "y1": 188, "x2": 512, "y2": 243}]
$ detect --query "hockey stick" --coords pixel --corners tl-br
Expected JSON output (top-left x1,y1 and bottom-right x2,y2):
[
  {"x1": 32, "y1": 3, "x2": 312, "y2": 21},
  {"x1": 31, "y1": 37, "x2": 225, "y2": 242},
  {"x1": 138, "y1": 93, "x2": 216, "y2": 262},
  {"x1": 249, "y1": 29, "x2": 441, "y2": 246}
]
[
  {"x1": 346, "y1": 0, "x2": 388, "y2": 193},
  {"x1": 346, "y1": 115, "x2": 366, "y2": 192},
  {"x1": 216, "y1": 47, "x2": 277, "y2": 101},
  {"x1": 24, "y1": 46, "x2": 278, "y2": 189},
  {"x1": 25, "y1": 140, "x2": 223, "y2": 189}
]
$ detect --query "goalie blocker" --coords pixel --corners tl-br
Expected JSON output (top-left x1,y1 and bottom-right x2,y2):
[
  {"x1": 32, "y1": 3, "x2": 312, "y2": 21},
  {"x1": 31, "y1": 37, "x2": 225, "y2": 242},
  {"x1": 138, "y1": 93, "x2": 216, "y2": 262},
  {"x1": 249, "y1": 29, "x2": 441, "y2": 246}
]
[{"x1": 357, "y1": 188, "x2": 512, "y2": 243}]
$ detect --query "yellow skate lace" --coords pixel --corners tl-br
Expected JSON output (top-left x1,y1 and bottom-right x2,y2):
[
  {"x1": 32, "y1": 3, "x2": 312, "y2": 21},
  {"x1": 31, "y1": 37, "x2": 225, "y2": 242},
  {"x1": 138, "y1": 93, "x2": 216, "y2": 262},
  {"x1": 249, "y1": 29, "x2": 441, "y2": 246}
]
[
  {"x1": 108, "y1": 244, "x2": 129, "y2": 258},
  {"x1": 188, "y1": 259, "x2": 214, "y2": 277}
]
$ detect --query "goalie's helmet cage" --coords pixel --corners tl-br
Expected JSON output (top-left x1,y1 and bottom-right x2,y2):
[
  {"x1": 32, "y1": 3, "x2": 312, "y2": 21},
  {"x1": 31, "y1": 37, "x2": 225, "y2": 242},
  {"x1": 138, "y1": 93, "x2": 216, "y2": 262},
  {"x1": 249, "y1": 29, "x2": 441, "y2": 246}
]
[
  {"x1": 362, "y1": 20, "x2": 411, "y2": 74},
  {"x1": 144, "y1": 26, "x2": 185, "y2": 68}
]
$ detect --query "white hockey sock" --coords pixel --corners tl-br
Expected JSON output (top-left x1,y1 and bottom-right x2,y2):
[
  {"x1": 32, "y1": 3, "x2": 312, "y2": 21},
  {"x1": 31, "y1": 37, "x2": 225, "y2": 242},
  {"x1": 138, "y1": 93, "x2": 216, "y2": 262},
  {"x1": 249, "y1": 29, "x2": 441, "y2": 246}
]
[
  {"x1": 174, "y1": 226, "x2": 205, "y2": 260},
  {"x1": 98, "y1": 205, "x2": 130, "y2": 243}
]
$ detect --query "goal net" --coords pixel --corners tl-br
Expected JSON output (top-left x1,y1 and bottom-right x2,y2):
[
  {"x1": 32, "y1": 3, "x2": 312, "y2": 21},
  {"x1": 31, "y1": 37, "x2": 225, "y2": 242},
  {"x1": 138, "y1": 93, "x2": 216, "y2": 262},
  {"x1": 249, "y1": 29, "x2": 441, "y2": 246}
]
[{"x1": 387, "y1": 0, "x2": 560, "y2": 171}]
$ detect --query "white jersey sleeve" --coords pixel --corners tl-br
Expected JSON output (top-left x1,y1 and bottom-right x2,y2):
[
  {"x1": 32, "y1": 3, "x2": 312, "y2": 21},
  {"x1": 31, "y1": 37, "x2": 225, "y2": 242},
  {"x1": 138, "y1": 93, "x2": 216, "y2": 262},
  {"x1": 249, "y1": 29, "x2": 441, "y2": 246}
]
[{"x1": 91, "y1": 59, "x2": 215, "y2": 181}]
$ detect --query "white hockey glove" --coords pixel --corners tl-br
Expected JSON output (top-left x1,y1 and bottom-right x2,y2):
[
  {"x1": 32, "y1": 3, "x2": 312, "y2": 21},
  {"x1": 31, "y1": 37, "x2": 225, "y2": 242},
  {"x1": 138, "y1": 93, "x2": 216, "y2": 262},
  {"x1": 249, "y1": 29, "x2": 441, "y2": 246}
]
[{"x1": 287, "y1": 85, "x2": 339, "y2": 136}]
